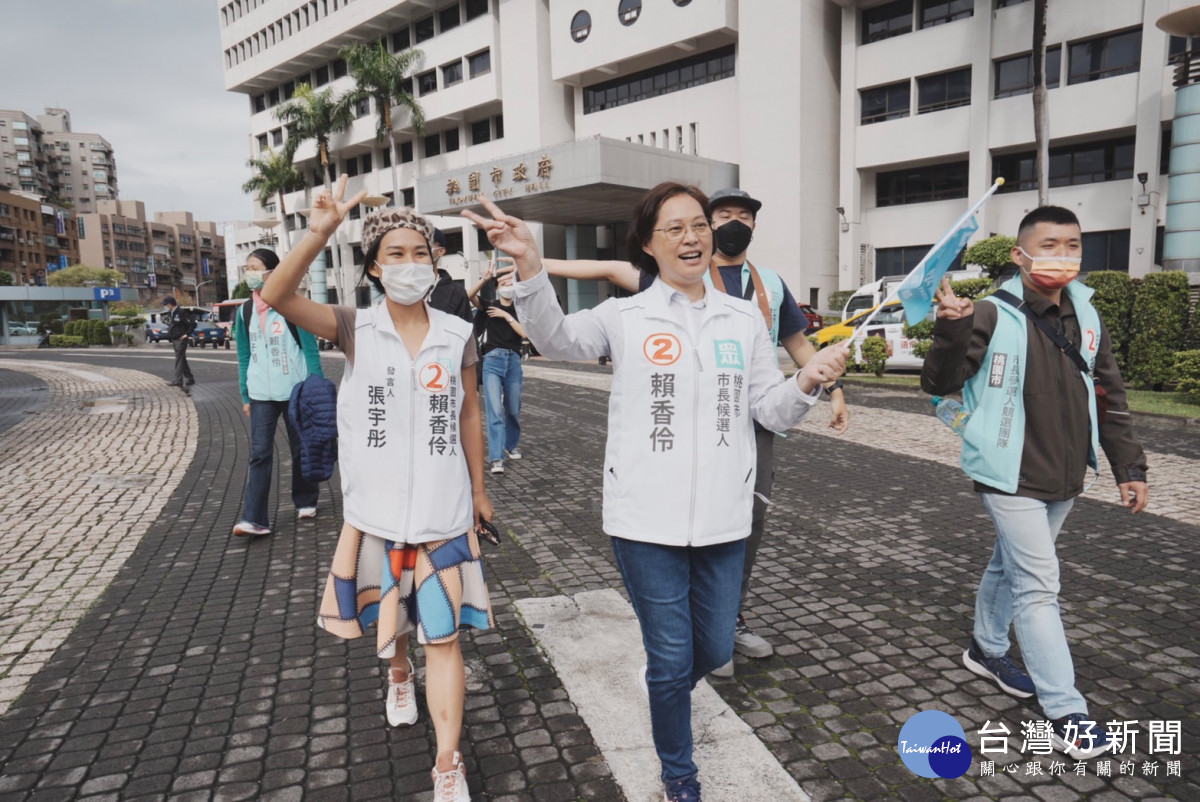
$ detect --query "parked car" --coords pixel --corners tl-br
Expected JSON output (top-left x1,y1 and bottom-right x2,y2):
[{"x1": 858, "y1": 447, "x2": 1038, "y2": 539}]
[
  {"x1": 145, "y1": 313, "x2": 169, "y2": 343},
  {"x1": 816, "y1": 300, "x2": 930, "y2": 370},
  {"x1": 796, "y1": 303, "x2": 824, "y2": 335},
  {"x1": 189, "y1": 321, "x2": 227, "y2": 349}
]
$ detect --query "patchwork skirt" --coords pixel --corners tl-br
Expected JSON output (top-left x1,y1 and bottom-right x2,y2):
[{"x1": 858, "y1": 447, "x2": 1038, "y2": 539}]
[{"x1": 317, "y1": 526, "x2": 493, "y2": 658}]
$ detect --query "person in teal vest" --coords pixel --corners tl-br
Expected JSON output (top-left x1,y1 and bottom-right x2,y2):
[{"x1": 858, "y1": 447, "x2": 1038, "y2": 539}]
[
  {"x1": 536, "y1": 187, "x2": 850, "y2": 677},
  {"x1": 232, "y1": 248, "x2": 325, "y2": 537},
  {"x1": 922, "y1": 205, "x2": 1148, "y2": 761}
]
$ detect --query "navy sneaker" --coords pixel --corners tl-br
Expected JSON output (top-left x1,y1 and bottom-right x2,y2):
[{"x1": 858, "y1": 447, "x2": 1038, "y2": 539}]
[
  {"x1": 962, "y1": 639, "x2": 1036, "y2": 698},
  {"x1": 664, "y1": 774, "x2": 702, "y2": 802},
  {"x1": 1051, "y1": 713, "x2": 1114, "y2": 760}
]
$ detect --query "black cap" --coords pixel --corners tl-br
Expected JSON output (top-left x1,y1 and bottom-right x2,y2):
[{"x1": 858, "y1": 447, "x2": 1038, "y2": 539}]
[
  {"x1": 708, "y1": 187, "x2": 762, "y2": 215},
  {"x1": 162, "y1": 296, "x2": 176, "y2": 306},
  {"x1": 432, "y1": 228, "x2": 448, "y2": 249}
]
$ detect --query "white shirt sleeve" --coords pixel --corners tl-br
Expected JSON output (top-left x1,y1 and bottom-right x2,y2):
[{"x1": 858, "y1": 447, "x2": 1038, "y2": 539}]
[
  {"x1": 513, "y1": 268, "x2": 619, "y2": 361},
  {"x1": 746, "y1": 310, "x2": 820, "y2": 432}
]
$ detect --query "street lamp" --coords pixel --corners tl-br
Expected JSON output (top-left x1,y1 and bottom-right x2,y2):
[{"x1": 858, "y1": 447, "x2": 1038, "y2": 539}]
[{"x1": 196, "y1": 280, "x2": 214, "y2": 307}]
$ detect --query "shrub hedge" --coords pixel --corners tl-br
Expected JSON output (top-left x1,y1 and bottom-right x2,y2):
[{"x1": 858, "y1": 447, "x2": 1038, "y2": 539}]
[
  {"x1": 1083, "y1": 271, "x2": 1136, "y2": 374},
  {"x1": 1127, "y1": 271, "x2": 1191, "y2": 389}
]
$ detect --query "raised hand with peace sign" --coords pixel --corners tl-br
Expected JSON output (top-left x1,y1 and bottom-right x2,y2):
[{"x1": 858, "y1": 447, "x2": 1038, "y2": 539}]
[
  {"x1": 461, "y1": 197, "x2": 542, "y2": 280},
  {"x1": 934, "y1": 276, "x2": 974, "y2": 320}
]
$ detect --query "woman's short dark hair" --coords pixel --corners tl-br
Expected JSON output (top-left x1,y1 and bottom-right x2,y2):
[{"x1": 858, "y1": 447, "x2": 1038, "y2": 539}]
[
  {"x1": 247, "y1": 248, "x2": 280, "y2": 270},
  {"x1": 625, "y1": 182, "x2": 711, "y2": 277}
]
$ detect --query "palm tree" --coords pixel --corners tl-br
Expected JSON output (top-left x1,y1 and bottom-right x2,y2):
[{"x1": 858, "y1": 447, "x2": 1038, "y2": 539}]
[
  {"x1": 1032, "y1": 0, "x2": 1050, "y2": 206},
  {"x1": 242, "y1": 148, "x2": 304, "y2": 250},
  {"x1": 275, "y1": 82, "x2": 354, "y2": 195},
  {"x1": 275, "y1": 82, "x2": 354, "y2": 300},
  {"x1": 341, "y1": 40, "x2": 426, "y2": 200}
]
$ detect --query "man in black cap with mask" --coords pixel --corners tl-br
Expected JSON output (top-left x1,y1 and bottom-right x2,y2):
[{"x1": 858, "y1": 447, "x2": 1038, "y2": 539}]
[
  {"x1": 162, "y1": 296, "x2": 196, "y2": 390},
  {"x1": 428, "y1": 228, "x2": 474, "y2": 323},
  {"x1": 539, "y1": 187, "x2": 849, "y2": 676}
]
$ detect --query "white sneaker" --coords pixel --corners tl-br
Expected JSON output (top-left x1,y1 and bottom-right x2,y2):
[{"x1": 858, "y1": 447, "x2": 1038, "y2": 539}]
[
  {"x1": 490, "y1": 460, "x2": 504, "y2": 474},
  {"x1": 232, "y1": 521, "x2": 271, "y2": 537},
  {"x1": 733, "y1": 619, "x2": 774, "y2": 658},
  {"x1": 504, "y1": 448, "x2": 522, "y2": 460},
  {"x1": 385, "y1": 659, "x2": 418, "y2": 727},
  {"x1": 709, "y1": 659, "x2": 734, "y2": 678},
  {"x1": 297, "y1": 507, "x2": 317, "y2": 519},
  {"x1": 637, "y1": 664, "x2": 649, "y2": 698},
  {"x1": 431, "y1": 751, "x2": 470, "y2": 801}
]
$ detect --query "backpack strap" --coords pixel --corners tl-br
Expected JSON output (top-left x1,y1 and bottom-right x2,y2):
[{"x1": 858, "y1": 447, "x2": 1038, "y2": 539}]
[
  {"x1": 991, "y1": 289, "x2": 1091, "y2": 375},
  {"x1": 243, "y1": 298, "x2": 303, "y2": 349}
]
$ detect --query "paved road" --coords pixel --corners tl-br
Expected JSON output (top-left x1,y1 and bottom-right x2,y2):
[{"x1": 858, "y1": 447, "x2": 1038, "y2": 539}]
[{"x1": 0, "y1": 345, "x2": 1196, "y2": 801}]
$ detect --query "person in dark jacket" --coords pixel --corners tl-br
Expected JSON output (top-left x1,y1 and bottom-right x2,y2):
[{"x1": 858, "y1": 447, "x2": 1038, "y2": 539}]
[
  {"x1": 921, "y1": 205, "x2": 1148, "y2": 762},
  {"x1": 428, "y1": 228, "x2": 473, "y2": 323},
  {"x1": 231, "y1": 249, "x2": 324, "y2": 537},
  {"x1": 162, "y1": 297, "x2": 195, "y2": 389}
]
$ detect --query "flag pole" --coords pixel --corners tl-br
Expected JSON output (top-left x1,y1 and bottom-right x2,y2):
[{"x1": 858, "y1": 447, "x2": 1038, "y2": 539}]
[{"x1": 845, "y1": 177, "x2": 1005, "y2": 350}]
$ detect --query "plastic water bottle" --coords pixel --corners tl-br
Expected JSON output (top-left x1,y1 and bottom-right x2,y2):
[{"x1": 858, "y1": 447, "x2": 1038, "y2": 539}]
[{"x1": 931, "y1": 396, "x2": 970, "y2": 436}]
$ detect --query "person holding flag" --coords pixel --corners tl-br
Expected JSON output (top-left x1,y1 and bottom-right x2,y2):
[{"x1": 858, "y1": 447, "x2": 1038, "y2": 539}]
[{"x1": 921, "y1": 204, "x2": 1148, "y2": 761}]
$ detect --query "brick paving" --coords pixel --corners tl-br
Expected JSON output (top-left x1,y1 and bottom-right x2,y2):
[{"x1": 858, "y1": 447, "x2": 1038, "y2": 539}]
[{"x1": 0, "y1": 349, "x2": 1196, "y2": 801}]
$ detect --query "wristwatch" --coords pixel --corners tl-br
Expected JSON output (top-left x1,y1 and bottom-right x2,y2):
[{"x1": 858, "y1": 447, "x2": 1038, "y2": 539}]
[{"x1": 824, "y1": 379, "x2": 845, "y2": 396}]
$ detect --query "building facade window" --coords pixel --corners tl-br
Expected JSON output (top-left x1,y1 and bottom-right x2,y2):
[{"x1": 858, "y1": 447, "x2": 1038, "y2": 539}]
[
  {"x1": 919, "y1": 0, "x2": 972, "y2": 29},
  {"x1": 583, "y1": 45, "x2": 735, "y2": 114},
  {"x1": 571, "y1": 10, "x2": 591, "y2": 42},
  {"x1": 992, "y1": 136, "x2": 1135, "y2": 191},
  {"x1": 313, "y1": 65, "x2": 329, "y2": 86},
  {"x1": 392, "y1": 28, "x2": 411, "y2": 53},
  {"x1": 415, "y1": 15, "x2": 434, "y2": 43},
  {"x1": 465, "y1": 0, "x2": 488, "y2": 21},
  {"x1": 1168, "y1": 35, "x2": 1192, "y2": 64},
  {"x1": 439, "y1": 5, "x2": 460, "y2": 32},
  {"x1": 917, "y1": 68, "x2": 971, "y2": 113},
  {"x1": 332, "y1": 58, "x2": 347, "y2": 79},
  {"x1": 469, "y1": 49, "x2": 491, "y2": 78},
  {"x1": 1082, "y1": 229, "x2": 1130, "y2": 272},
  {"x1": 418, "y1": 70, "x2": 438, "y2": 96},
  {"x1": 402, "y1": 188, "x2": 415, "y2": 207},
  {"x1": 445, "y1": 128, "x2": 460, "y2": 152},
  {"x1": 442, "y1": 60, "x2": 463, "y2": 86},
  {"x1": 994, "y1": 47, "x2": 1061, "y2": 98},
  {"x1": 471, "y1": 119, "x2": 492, "y2": 145},
  {"x1": 618, "y1": 0, "x2": 642, "y2": 26},
  {"x1": 876, "y1": 160, "x2": 969, "y2": 206},
  {"x1": 876, "y1": 244, "x2": 963, "y2": 278},
  {"x1": 995, "y1": 0, "x2": 1030, "y2": 7},
  {"x1": 860, "y1": 81, "x2": 910, "y2": 124},
  {"x1": 401, "y1": 141, "x2": 414, "y2": 163},
  {"x1": 424, "y1": 133, "x2": 441, "y2": 157},
  {"x1": 1068, "y1": 29, "x2": 1141, "y2": 84},
  {"x1": 862, "y1": 0, "x2": 912, "y2": 45}
]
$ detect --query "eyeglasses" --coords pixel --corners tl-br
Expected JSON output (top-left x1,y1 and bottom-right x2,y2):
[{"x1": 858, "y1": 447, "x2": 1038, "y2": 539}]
[{"x1": 652, "y1": 220, "x2": 713, "y2": 242}]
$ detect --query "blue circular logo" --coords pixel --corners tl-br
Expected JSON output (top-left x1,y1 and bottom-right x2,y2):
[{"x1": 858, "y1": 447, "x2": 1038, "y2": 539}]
[{"x1": 897, "y1": 710, "x2": 972, "y2": 778}]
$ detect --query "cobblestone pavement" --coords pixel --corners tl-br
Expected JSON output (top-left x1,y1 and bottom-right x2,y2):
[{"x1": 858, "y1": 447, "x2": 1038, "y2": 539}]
[{"x1": 0, "y1": 349, "x2": 1197, "y2": 801}]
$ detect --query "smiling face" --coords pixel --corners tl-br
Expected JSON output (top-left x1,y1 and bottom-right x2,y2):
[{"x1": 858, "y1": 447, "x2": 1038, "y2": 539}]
[
  {"x1": 367, "y1": 227, "x2": 434, "y2": 279},
  {"x1": 641, "y1": 193, "x2": 713, "y2": 292}
]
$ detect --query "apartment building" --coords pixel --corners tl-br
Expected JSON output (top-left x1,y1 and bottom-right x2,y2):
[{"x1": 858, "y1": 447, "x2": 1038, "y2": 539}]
[
  {"x1": 0, "y1": 189, "x2": 81, "y2": 286},
  {"x1": 0, "y1": 111, "x2": 53, "y2": 198},
  {"x1": 220, "y1": 0, "x2": 841, "y2": 309},
  {"x1": 0, "y1": 108, "x2": 118, "y2": 214},
  {"x1": 838, "y1": 0, "x2": 1200, "y2": 287},
  {"x1": 79, "y1": 200, "x2": 228, "y2": 306}
]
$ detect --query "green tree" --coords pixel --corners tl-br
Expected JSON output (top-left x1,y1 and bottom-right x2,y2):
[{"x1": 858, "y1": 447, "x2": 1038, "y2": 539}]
[
  {"x1": 341, "y1": 40, "x2": 425, "y2": 201},
  {"x1": 242, "y1": 148, "x2": 305, "y2": 250},
  {"x1": 46, "y1": 265, "x2": 123, "y2": 287},
  {"x1": 231, "y1": 280, "x2": 252, "y2": 300},
  {"x1": 0, "y1": 270, "x2": 14, "y2": 286},
  {"x1": 860, "y1": 335, "x2": 889, "y2": 377},
  {"x1": 963, "y1": 235, "x2": 1017, "y2": 282},
  {"x1": 276, "y1": 82, "x2": 354, "y2": 191},
  {"x1": 1127, "y1": 271, "x2": 1191, "y2": 390},
  {"x1": 1082, "y1": 271, "x2": 1136, "y2": 374}
]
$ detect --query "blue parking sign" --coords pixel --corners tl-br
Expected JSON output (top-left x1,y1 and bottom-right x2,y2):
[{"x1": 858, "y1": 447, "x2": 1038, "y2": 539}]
[{"x1": 93, "y1": 288, "x2": 119, "y2": 301}]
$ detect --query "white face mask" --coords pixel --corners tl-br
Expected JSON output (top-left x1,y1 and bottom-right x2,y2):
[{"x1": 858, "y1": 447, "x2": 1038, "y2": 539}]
[
  {"x1": 377, "y1": 262, "x2": 435, "y2": 305},
  {"x1": 244, "y1": 271, "x2": 266, "y2": 291},
  {"x1": 498, "y1": 285, "x2": 515, "y2": 300}
]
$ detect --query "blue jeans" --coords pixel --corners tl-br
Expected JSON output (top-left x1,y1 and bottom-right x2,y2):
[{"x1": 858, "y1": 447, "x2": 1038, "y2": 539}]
[
  {"x1": 482, "y1": 348, "x2": 522, "y2": 462},
  {"x1": 976, "y1": 493, "x2": 1084, "y2": 718},
  {"x1": 240, "y1": 400, "x2": 319, "y2": 528},
  {"x1": 611, "y1": 536, "x2": 745, "y2": 784}
]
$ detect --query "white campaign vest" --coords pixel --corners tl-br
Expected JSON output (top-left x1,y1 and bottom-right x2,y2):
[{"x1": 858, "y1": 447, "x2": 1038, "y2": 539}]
[
  {"x1": 603, "y1": 287, "x2": 759, "y2": 547},
  {"x1": 338, "y1": 303, "x2": 474, "y2": 544}
]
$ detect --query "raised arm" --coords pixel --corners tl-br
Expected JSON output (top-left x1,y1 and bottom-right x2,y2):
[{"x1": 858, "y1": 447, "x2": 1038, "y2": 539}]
[
  {"x1": 466, "y1": 265, "x2": 494, "y2": 311},
  {"x1": 542, "y1": 258, "x2": 641, "y2": 292},
  {"x1": 260, "y1": 174, "x2": 366, "y2": 343}
]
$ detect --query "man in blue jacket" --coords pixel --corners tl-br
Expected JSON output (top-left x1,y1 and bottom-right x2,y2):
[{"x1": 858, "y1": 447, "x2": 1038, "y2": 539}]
[{"x1": 922, "y1": 205, "x2": 1148, "y2": 760}]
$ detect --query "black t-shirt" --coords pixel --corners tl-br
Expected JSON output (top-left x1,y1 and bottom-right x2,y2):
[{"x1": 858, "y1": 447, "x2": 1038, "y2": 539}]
[
  {"x1": 479, "y1": 299, "x2": 523, "y2": 355},
  {"x1": 429, "y1": 270, "x2": 474, "y2": 323}
]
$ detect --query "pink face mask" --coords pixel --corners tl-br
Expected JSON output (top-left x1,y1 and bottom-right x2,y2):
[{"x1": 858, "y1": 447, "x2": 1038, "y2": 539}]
[{"x1": 1019, "y1": 247, "x2": 1081, "y2": 290}]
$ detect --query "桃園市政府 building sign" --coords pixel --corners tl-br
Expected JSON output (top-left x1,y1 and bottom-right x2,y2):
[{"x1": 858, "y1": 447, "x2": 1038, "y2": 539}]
[{"x1": 444, "y1": 155, "x2": 554, "y2": 206}]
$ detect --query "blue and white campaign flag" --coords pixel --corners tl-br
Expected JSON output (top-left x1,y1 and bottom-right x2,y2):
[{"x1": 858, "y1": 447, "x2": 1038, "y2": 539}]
[{"x1": 895, "y1": 215, "x2": 978, "y2": 323}]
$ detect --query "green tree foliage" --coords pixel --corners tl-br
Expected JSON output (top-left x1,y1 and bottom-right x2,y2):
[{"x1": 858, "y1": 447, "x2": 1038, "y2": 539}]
[
  {"x1": 1082, "y1": 271, "x2": 1136, "y2": 374},
  {"x1": 963, "y1": 235, "x2": 1017, "y2": 281},
  {"x1": 950, "y1": 277, "x2": 994, "y2": 300},
  {"x1": 243, "y1": 149, "x2": 305, "y2": 249},
  {"x1": 232, "y1": 280, "x2": 252, "y2": 300},
  {"x1": 0, "y1": 270, "x2": 14, "y2": 286},
  {"x1": 45, "y1": 265, "x2": 122, "y2": 287},
  {"x1": 828, "y1": 290, "x2": 854, "y2": 316},
  {"x1": 825, "y1": 334, "x2": 860, "y2": 372},
  {"x1": 276, "y1": 83, "x2": 354, "y2": 189},
  {"x1": 111, "y1": 302, "x2": 144, "y2": 317},
  {"x1": 860, "y1": 335, "x2": 889, "y2": 377},
  {"x1": 1175, "y1": 350, "x2": 1200, "y2": 401},
  {"x1": 1127, "y1": 271, "x2": 1191, "y2": 389}
]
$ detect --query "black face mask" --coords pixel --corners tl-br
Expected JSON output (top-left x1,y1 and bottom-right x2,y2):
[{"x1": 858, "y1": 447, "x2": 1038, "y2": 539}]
[{"x1": 713, "y1": 220, "x2": 753, "y2": 257}]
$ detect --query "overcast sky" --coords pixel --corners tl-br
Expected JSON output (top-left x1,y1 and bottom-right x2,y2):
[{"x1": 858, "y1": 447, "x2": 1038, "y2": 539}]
[{"x1": 0, "y1": 0, "x2": 250, "y2": 224}]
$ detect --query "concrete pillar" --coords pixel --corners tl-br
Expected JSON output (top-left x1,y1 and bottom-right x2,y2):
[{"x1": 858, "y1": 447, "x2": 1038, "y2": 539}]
[
  {"x1": 564, "y1": 224, "x2": 599, "y2": 312},
  {"x1": 1165, "y1": 81, "x2": 1200, "y2": 275}
]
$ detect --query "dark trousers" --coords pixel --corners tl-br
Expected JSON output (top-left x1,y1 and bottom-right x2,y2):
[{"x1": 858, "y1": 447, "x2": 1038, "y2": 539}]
[
  {"x1": 172, "y1": 339, "x2": 194, "y2": 384},
  {"x1": 739, "y1": 427, "x2": 776, "y2": 609},
  {"x1": 240, "y1": 400, "x2": 319, "y2": 528}
]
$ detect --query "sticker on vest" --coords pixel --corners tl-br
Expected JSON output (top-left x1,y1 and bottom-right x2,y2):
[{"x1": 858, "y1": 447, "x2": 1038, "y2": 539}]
[
  {"x1": 1083, "y1": 327, "x2": 1098, "y2": 360},
  {"x1": 418, "y1": 360, "x2": 454, "y2": 393},
  {"x1": 988, "y1": 353, "x2": 1007, "y2": 388},
  {"x1": 713, "y1": 339, "x2": 744, "y2": 370},
  {"x1": 643, "y1": 333, "x2": 682, "y2": 366}
]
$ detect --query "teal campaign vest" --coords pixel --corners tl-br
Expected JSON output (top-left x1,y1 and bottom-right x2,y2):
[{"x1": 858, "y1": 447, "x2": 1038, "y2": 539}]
[
  {"x1": 960, "y1": 275, "x2": 1102, "y2": 493},
  {"x1": 246, "y1": 305, "x2": 310, "y2": 402},
  {"x1": 703, "y1": 262, "x2": 785, "y2": 345}
]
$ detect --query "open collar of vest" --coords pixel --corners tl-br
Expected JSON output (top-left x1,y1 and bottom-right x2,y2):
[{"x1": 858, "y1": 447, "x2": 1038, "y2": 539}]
[
  {"x1": 364, "y1": 300, "x2": 454, "y2": 352},
  {"x1": 638, "y1": 276, "x2": 738, "y2": 326}
]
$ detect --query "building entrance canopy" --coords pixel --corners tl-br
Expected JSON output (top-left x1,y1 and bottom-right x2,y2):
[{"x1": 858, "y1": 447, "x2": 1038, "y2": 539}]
[{"x1": 415, "y1": 136, "x2": 738, "y2": 225}]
